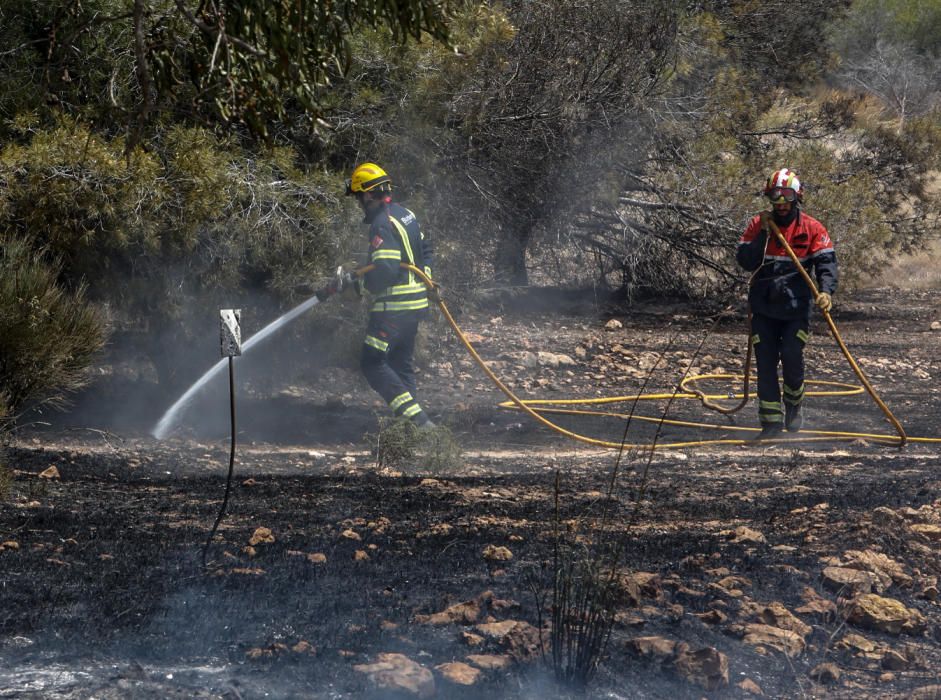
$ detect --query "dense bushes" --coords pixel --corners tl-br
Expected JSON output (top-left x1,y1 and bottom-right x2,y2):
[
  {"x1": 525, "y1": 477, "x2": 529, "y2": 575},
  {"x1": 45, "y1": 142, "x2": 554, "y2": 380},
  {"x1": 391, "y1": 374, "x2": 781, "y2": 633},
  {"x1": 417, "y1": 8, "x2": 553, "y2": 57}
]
[{"x1": 0, "y1": 236, "x2": 105, "y2": 422}]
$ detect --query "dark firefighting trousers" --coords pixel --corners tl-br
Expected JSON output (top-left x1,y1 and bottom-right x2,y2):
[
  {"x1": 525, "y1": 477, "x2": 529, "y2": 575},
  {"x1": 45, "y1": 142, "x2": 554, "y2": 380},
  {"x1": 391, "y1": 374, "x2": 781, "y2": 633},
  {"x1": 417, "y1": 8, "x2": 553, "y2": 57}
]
[
  {"x1": 360, "y1": 310, "x2": 431, "y2": 425},
  {"x1": 751, "y1": 312, "x2": 809, "y2": 426}
]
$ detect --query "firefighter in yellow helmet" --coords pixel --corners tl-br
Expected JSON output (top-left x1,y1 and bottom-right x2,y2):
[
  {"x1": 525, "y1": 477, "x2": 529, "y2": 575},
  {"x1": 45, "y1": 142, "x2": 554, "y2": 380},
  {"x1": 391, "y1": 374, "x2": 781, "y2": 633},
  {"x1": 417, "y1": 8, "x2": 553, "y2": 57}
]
[
  {"x1": 737, "y1": 168, "x2": 838, "y2": 439},
  {"x1": 344, "y1": 163, "x2": 436, "y2": 428}
]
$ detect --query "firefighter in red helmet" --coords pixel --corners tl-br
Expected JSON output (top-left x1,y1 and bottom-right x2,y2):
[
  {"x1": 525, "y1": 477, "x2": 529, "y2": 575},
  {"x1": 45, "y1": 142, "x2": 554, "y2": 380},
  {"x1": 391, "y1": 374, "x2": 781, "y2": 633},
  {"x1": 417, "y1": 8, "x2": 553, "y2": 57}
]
[
  {"x1": 737, "y1": 168, "x2": 838, "y2": 439},
  {"x1": 343, "y1": 163, "x2": 436, "y2": 428}
]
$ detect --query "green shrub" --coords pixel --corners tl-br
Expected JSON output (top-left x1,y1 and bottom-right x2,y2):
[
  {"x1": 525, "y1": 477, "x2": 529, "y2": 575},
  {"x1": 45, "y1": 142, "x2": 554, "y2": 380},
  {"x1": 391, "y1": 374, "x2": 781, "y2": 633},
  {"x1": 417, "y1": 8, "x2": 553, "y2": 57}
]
[
  {"x1": 0, "y1": 236, "x2": 106, "y2": 421},
  {"x1": 369, "y1": 416, "x2": 462, "y2": 474}
]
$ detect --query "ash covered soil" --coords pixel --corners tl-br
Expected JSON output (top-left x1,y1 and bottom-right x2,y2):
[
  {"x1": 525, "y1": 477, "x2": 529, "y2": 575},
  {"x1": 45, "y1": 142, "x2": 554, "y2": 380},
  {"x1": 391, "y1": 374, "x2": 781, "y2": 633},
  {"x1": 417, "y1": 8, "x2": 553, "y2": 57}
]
[{"x1": 2, "y1": 288, "x2": 941, "y2": 699}]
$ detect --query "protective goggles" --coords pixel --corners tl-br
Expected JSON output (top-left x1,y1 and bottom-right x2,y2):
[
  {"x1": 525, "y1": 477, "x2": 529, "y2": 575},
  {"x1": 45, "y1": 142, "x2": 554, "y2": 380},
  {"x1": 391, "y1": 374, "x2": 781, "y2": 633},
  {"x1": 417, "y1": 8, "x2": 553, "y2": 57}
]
[{"x1": 766, "y1": 187, "x2": 798, "y2": 203}]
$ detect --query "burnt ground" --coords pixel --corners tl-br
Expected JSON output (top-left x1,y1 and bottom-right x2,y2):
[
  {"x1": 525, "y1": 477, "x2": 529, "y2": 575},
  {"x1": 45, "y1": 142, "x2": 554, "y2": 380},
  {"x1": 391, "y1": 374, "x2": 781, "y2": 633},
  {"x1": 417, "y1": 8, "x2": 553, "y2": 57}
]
[{"x1": 2, "y1": 287, "x2": 941, "y2": 699}]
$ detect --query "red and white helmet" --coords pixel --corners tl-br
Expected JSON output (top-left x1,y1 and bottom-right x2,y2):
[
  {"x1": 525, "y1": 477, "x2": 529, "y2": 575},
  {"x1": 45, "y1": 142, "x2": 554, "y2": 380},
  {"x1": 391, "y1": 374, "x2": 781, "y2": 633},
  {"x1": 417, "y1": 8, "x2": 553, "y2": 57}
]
[{"x1": 764, "y1": 168, "x2": 803, "y2": 204}]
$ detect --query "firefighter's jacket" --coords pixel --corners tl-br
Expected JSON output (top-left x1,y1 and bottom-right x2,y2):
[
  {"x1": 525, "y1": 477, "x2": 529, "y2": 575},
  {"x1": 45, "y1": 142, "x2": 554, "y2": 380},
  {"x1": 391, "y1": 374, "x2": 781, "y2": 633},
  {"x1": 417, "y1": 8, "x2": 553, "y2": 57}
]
[
  {"x1": 737, "y1": 210, "x2": 838, "y2": 320},
  {"x1": 362, "y1": 202, "x2": 433, "y2": 313}
]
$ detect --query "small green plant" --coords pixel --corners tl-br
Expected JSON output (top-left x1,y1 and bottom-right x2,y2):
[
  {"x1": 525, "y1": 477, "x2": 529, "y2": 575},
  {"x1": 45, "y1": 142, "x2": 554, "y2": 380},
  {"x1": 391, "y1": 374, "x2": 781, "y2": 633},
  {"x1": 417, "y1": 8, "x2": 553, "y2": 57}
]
[
  {"x1": 369, "y1": 417, "x2": 462, "y2": 473},
  {"x1": 417, "y1": 423, "x2": 464, "y2": 475}
]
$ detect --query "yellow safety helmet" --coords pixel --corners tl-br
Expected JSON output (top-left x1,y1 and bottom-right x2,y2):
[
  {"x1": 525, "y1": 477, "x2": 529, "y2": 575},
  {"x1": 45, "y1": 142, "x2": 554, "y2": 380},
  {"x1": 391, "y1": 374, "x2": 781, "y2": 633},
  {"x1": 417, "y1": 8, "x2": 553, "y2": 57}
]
[{"x1": 345, "y1": 162, "x2": 392, "y2": 196}]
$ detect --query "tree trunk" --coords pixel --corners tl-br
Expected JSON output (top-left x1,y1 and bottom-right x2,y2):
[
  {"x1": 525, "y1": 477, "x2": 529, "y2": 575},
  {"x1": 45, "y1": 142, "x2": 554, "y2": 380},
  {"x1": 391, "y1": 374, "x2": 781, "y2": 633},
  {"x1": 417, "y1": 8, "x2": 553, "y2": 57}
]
[{"x1": 492, "y1": 228, "x2": 530, "y2": 286}]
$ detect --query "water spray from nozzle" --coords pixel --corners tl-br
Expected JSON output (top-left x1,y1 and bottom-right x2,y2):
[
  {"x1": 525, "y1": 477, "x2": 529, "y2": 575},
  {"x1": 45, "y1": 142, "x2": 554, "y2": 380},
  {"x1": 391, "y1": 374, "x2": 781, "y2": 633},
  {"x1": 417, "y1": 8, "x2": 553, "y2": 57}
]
[{"x1": 151, "y1": 293, "x2": 325, "y2": 439}]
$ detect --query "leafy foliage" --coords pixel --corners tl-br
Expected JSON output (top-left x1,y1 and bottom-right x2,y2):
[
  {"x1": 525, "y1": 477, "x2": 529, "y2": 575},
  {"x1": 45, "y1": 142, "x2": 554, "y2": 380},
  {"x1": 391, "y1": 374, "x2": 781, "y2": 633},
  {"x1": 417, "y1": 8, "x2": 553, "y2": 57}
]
[
  {"x1": 0, "y1": 0, "x2": 459, "y2": 140},
  {"x1": 0, "y1": 236, "x2": 106, "y2": 422},
  {"x1": 143, "y1": 0, "x2": 457, "y2": 137}
]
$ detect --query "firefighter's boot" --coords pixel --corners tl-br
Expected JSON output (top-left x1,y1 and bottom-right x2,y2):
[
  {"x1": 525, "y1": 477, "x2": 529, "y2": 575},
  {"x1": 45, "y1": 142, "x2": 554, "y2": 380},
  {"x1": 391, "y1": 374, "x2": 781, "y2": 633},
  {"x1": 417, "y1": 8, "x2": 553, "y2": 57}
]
[
  {"x1": 785, "y1": 402, "x2": 803, "y2": 432},
  {"x1": 753, "y1": 422, "x2": 784, "y2": 441}
]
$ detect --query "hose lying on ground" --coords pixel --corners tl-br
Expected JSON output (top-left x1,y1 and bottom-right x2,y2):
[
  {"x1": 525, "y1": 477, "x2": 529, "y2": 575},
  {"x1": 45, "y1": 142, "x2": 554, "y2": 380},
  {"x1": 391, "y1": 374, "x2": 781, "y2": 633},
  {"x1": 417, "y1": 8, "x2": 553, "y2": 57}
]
[{"x1": 362, "y1": 263, "x2": 938, "y2": 450}]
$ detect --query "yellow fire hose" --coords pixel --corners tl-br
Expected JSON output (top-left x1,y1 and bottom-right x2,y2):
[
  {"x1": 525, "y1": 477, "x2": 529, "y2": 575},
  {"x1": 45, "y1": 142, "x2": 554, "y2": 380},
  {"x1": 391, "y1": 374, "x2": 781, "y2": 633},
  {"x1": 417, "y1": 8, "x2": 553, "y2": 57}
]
[{"x1": 349, "y1": 261, "x2": 939, "y2": 450}]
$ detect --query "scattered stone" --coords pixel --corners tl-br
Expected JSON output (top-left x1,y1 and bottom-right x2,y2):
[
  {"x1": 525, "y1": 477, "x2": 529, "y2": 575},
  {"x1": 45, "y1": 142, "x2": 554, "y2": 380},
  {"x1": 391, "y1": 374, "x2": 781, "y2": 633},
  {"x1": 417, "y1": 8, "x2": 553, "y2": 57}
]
[
  {"x1": 435, "y1": 661, "x2": 481, "y2": 686},
  {"x1": 604, "y1": 319, "x2": 623, "y2": 330},
  {"x1": 474, "y1": 620, "x2": 543, "y2": 661},
  {"x1": 466, "y1": 654, "x2": 511, "y2": 670},
  {"x1": 307, "y1": 553, "x2": 327, "y2": 564},
  {"x1": 536, "y1": 351, "x2": 576, "y2": 368},
  {"x1": 693, "y1": 609, "x2": 727, "y2": 625},
  {"x1": 795, "y1": 587, "x2": 837, "y2": 620},
  {"x1": 627, "y1": 636, "x2": 676, "y2": 659},
  {"x1": 246, "y1": 643, "x2": 287, "y2": 659},
  {"x1": 839, "y1": 633, "x2": 876, "y2": 653},
  {"x1": 881, "y1": 649, "x2": 909, "y2": 670},
  {"x1": 931, "y1": 321, "x2": 941, "y2": 331},
  {"x1": 842, "y1": 594, "x2": 926, "y2": 635},
  {"x1": 911, "y1": 524, "x2": 941, "y2": 542},
  {"x1": 721, "y1": 526, "x2": 766, "y2": 544},
  {"x1": 673, "y1": 644, "x2": 729, "y2": 691},
  {"x1": 482, "y1": 545, "x2": 513, "y2": 562},
  {"x1": 461, "y1": 631, "x2": 485, "y2": 647},
  {"x1": 717, "y1": 575, "x2": 752, "y2": 591},
  {"x1": 418, "y1": 523, "x2": 453, "y2": 538},
  {"x1": 353, "y1": 653, "x2": 435, "y2": 699},
  {"x1": 415, "y1": 593, "x2": 487, "y2": 625},
  {"x1": 809, "y1": 662, "x2": 840, "y2": 683},
  {"x1": 842, "y1": 549, "x2": 912, "y2": 588},
  {"x1": 340, "y1": 529, "x2": 362, "y2": 541},
  {"x1": 248, "y1": 527, "x2": 275, "y2": 546},
  {"x1": 730, "y1": 623, "x2": 805, "y2": 657},
  {"x1": 619, "y1": 571, "x2": 662, "y2": 604},
  {"x1": 292, "y1": 640, "x2": 315, "y2": 654},
  {"x1": 354, "y1": 550, "x2": 369, "y2": 561},
  {"x1": 1, "y1": 541, "x2": 20, "y2": 551},
  {"x1": 755, "y1": 602, "x2": 812, "y2": 638},
  {"x1": 39, "y1": 466, "x2": 60, "y2": 480},
  {"x1": 822, "y1": 566, "x2": 880, "y2": 595},
  {"x1": 737, "y1": 678, "x2": 764, "y2": 695},
  {"x1": 872, "y1": 506, "x2": 904, "y2": 526}
]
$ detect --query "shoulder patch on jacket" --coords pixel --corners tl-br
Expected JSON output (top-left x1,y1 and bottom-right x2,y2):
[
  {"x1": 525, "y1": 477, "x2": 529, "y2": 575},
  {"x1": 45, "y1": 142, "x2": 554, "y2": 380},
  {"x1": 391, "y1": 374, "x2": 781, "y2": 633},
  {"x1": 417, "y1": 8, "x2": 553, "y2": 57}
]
[{"x1": 370, "y1": 235, "x2": 384, "y2": 249}]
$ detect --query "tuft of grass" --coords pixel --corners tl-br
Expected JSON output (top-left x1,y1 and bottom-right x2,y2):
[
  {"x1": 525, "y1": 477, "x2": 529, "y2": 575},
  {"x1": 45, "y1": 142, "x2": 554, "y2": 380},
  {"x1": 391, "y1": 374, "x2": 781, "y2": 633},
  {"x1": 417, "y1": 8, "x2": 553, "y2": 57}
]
[{"x1": 368, "y1": 416, "x2": 463, "y2": 474}]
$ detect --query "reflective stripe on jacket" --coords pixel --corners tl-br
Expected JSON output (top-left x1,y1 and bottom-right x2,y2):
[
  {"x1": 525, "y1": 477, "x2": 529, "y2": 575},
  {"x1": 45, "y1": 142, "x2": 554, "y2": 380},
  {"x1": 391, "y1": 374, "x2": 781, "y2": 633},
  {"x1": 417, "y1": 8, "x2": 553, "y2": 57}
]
[
  {"x1": 737, "y1": 210, "x2": 838, "y2": 320},
  {"x1": 363, "y1": 203, "x2": 433, "y2": 313}
]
